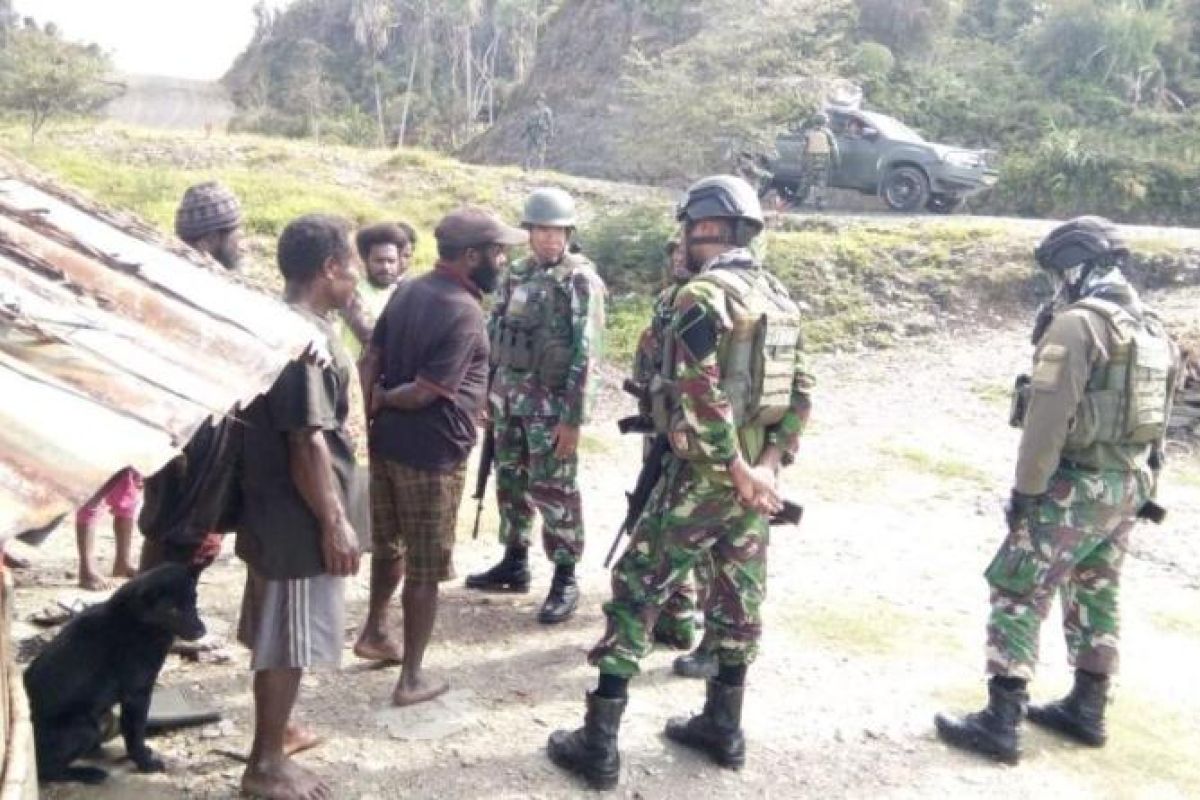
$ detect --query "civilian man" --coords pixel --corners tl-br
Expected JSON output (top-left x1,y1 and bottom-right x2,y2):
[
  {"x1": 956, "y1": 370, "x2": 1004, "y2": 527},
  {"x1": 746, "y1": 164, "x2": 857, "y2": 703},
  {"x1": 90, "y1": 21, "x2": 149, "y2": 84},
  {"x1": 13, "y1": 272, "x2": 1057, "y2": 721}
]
[
  {"x1": 235, "y1": 214, "x2": 364, "y2": 800},
  {"x1": 356, "y1": 208, "x2": 526, "y2": 708}
]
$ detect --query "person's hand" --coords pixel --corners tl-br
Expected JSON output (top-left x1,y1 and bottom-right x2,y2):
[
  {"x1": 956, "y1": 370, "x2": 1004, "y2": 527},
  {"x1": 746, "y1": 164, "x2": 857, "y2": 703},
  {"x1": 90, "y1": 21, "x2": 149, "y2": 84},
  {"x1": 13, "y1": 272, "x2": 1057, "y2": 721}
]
[
  {"x1": 321, "y1": 520, "x2": 360, "y2": 577},
  {"x1": 730, "y1": 457, "x2": 782, "y2": 516},
  {"x1": 369, "y1": 383, "x2": 392, "y2": 418},
  {"x1": 552, "y1": 423, "x2": 581, "y2": 458},
  {"x1": 1004, "y1": 490, "x2": 1040, "y2": 534}
]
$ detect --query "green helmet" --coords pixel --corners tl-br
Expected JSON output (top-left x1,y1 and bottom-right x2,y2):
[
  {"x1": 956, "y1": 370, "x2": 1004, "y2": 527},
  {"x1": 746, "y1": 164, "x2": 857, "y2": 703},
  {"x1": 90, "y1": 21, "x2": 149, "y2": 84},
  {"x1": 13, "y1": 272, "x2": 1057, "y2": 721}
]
[
  {"x1": 675, "y1": 175, "x2": 764, "y2": 245},
  {"x1": 522, "y1": 187, "x2": 577, "y2": 228}
]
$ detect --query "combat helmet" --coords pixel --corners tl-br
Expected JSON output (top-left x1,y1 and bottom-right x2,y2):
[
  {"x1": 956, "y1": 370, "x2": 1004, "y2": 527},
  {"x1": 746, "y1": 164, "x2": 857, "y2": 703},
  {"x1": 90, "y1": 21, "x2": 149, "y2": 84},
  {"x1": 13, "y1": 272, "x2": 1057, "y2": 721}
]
[
  {"x1": 1035, "y1": 216, "x2": 1128, "y2": 274},
  {"x1": 676, "y1": 175, "x2": 764, "y2": 246},
  {"x1": 522, "y1": 187, "x2": 577, "y2": 228}
]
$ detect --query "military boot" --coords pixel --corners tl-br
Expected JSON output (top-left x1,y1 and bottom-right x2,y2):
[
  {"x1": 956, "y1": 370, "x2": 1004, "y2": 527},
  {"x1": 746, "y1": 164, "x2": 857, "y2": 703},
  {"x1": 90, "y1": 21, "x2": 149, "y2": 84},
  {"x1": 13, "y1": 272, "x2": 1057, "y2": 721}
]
[
  {"x1": 538, "y1": 564, "x2": 579, "y2": 624},
  {"x1": 1026, "y1": 669, "x2": 1109, "y2": 747},
  {"x1": 673, "y1": 628, "x2": 718, "y2": 679},
  {"x1": 934, "y1": 677, "x2": 1028, "y2": 765},
  {"x1": 464, "y1": 545, "x2": 530, "y2": 592},
  {"x1": 664, "y1": 679, "x2": 746, "y2": 769},
  {"x1": 547, "y1": 691, "x2": 626, "y2": 790}
]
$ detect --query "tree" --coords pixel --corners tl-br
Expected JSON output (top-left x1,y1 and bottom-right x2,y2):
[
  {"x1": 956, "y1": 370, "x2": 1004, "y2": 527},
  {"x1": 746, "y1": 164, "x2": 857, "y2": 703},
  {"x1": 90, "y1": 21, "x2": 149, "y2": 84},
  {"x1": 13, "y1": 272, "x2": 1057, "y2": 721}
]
[
  {"x1": 350, "y1": 0, "x2": 394, "y2": 146},
  {"x1": 0, "y1": 25, "x2": 117, "y2": 141},
  {"x1": 284, "y1": 38, "x2": 334, "y2": 143},
  {"x1": 856, "y1": 0, "x2": 953, "y2": 56}
]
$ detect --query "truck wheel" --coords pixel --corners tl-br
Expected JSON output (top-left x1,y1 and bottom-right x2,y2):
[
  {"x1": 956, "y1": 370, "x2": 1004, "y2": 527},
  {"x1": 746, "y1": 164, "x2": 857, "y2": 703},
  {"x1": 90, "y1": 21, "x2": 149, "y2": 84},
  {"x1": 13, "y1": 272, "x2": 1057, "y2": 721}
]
[
  {"x1": 926, "y1": 194, "x2": 963, "y2": 214},
  {"x1": 881, "y1": 166, "x2": 930, "y2": 212}
]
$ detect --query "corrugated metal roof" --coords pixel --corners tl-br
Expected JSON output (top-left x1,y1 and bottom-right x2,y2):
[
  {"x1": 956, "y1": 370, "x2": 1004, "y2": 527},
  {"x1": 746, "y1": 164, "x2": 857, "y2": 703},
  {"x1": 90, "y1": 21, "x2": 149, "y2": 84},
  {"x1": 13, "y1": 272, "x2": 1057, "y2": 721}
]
[{"x1": 0, "y1": 158, "x2": 322, "y2": 536}]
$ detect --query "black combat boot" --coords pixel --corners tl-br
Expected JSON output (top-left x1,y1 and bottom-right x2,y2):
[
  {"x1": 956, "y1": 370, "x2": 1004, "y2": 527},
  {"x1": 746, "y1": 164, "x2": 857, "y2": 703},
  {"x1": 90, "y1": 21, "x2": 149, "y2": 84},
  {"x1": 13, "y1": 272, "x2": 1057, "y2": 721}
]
[
  {"x1": 934, "y1": 676, "x2": 1028, "y2": 765},
  {"x1": 538, "y1": 563, "x2": 579, "y2": 624},
  {"x1": 673, "y1": 628, "x2": 718, "y2": 679},
  {"x1": 547, "y1": 691, "x2": 626, "y2": 790},
  {"x1": 1026, "y1": 669, "x2": 1109, "y2": 746},
  {"x1": 464, "y1": 544, "x2": 530, "y2": 592},
  {"x1": 664, "y1": 679, "x2": 746, "y2": 769}
]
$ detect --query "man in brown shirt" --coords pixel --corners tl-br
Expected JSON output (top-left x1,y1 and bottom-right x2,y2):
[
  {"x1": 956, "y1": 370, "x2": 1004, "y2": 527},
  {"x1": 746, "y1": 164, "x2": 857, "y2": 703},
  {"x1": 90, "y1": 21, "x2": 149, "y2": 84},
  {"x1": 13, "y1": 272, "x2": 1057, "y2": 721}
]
[{"x1": 356, "y1": 208, "x2": 527, "y2": 707}]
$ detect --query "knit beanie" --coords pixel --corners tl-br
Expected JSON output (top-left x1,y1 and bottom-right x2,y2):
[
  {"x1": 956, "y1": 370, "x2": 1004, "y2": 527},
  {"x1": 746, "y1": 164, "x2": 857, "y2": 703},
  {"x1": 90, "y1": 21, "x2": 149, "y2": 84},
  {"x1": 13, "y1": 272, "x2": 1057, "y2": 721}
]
[{"x1": 175, "y1": 181, "x2": 243, "y2": 241}]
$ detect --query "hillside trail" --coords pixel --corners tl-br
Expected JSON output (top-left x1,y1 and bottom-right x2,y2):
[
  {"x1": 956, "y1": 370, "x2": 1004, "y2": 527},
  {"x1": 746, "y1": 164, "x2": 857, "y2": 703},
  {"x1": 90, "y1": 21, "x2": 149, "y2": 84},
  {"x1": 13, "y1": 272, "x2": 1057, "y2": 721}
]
[{"x1": 15, "y1": 289, "x2": 1200, "y2": 800}]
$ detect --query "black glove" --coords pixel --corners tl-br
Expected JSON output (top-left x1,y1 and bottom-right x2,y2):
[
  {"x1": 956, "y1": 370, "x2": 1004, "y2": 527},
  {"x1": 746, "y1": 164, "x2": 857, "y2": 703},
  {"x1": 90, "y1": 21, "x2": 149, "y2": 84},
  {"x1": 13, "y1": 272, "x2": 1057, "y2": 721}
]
[{"x1": 1004, "y1": 490, "x2": 1041, "y2": 534}]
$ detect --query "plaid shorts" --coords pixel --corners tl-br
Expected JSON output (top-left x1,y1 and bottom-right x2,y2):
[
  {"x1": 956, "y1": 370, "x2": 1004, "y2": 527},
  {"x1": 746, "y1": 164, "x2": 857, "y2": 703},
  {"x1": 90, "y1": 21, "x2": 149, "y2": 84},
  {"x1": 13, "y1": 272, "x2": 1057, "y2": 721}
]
[{"x1": 371, "y1": 458, "x2": 467, "y2": 583}]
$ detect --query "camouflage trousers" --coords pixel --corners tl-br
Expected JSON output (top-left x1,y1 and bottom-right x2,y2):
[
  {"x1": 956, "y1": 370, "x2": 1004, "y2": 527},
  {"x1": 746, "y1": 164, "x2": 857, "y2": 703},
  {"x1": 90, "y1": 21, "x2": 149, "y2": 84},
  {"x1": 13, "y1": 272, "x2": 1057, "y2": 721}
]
[
  {"x1": 589, "y1": 459, "x2": 767, "y2": 678},
  {"x1": 495, "y1": 414, "x2": 584, "y2": 565},
  {"x1": 654, "y1": 552, "x2": 716, "y2": 648},
  {"x1": 802, "y1": 154, "x2": 831, "y2": 208},
  {"x1": 523, "y1": 139, "x2": 548, "y2": 171},
  {"x1": 984, "y1": 466, "x2": 1149, "y2": 681}
]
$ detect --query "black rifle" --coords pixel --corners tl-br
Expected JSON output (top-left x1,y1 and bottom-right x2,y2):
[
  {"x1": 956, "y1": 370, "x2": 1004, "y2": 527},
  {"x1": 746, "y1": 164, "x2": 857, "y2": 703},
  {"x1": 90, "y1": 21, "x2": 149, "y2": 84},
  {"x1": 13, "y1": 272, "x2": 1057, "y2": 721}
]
[
  {"x1": 471, "y1": 423, "x2": 496, "y2": 540},
  {"x1": 605, "y1": 434, "x2": 669, "y2": 567},
  {"x1": 603, "y1": 437, "x2": 805, "y2": 567}
]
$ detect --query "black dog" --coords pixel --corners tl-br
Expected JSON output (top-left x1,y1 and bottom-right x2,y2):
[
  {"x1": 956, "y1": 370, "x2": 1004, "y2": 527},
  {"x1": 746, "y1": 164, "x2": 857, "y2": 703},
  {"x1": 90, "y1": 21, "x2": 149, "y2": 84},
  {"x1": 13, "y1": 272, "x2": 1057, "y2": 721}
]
[{"x1": 24, "y1": 562, "x2": 205, "y2": 783}]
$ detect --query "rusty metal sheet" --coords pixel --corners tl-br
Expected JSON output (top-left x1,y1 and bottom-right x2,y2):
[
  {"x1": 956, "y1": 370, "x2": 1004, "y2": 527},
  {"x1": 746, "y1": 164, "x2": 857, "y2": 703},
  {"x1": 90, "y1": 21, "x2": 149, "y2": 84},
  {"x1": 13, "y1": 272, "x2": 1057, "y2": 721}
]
[{"x1": 0, "y1": 167, "x2": 325, "y2": 535}]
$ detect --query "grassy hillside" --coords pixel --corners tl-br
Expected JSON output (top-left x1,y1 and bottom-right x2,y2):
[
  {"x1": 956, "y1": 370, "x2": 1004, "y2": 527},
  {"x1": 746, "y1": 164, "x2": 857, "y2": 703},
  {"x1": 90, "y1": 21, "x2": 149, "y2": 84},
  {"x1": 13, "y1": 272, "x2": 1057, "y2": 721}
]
[{"x1": 4, "y1": 123, "x2": 1198, "y2": 364}]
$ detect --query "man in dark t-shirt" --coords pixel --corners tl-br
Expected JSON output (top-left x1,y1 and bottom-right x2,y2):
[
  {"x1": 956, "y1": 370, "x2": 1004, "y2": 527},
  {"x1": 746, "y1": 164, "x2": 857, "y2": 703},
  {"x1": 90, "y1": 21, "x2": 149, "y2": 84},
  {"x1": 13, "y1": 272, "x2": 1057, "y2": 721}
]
[
  {"x1": 235, "y1": 214, "x2": 363, "y2": 800},
  {"x1": 355, "y1": 207, "x2": 526, "y2": 708}
]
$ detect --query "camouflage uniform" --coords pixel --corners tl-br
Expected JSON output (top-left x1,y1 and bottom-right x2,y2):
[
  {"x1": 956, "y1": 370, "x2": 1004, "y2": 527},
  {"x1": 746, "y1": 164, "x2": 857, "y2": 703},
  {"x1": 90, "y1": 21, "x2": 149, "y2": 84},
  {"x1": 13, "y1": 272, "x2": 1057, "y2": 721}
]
[
  {"x1": 631, "y1": 285, "x2": 716, "y2": 648},
  {"x1": 801, "y1": 124, "x2": 838, "y2": 209},
  {"x1": 522, "y1": 101, "x2": 555, "y2": 171},
  {"x1": 589, "y1": 249, "x2": 814, "y2": 678},
  {"x1": 984, "y1": 285, "x2": 1168, "y2": 681},
  {"x1": 489, "y1": 253, "x2": 605, "y2": 566}
]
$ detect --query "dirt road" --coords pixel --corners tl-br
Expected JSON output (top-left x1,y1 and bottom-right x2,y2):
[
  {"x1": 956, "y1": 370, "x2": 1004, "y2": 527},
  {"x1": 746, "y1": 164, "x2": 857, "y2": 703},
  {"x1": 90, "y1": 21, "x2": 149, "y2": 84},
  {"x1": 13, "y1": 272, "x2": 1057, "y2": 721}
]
[{"x1": 14, "y1": 291, "x2": 1200, "y2": 800}]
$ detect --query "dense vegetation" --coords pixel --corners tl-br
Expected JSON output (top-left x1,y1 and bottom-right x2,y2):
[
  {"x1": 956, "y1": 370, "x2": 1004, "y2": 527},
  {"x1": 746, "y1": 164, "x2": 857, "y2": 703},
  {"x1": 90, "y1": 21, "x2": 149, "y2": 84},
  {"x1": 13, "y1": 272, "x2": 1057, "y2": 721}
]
[
  {"x1": 223, "y1": 0, "x2": 1200, "y2": 225},
  {"x1": 0, "y1": 6, "x2": 118, "y2": 140}
]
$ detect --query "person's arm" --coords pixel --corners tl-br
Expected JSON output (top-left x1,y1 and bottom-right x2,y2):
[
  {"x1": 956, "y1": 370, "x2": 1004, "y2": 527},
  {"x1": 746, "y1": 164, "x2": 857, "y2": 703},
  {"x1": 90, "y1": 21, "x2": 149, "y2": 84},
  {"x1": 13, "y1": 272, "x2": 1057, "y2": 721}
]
[
  {"x1": 377, "y1": 308, "x2": 481, "y2": 415},
  {"x1": 760, "y1": 328, "x2": 816, "y2": 473},
  {"x1": 287, "y1": 427, "x2": 359, "y2": 577},
  {"x1": 1013, "y1": 311, "x2": 1097, "y2": 495},
  {"x1": 672, "y1": 283, "x2": 779, "y2": 513},
  {"x1": 828, "y1": 131, "x2": 841, "y2": 167},
  {"x1": 555, "y1": 269, "x2": 605, "y2": 455},
  {"x1": 360, "y1": 344, "x2": 383, "y2": 420},
  {"x1": 340, "y1": 287, "x2": 374, "y2": 348}
]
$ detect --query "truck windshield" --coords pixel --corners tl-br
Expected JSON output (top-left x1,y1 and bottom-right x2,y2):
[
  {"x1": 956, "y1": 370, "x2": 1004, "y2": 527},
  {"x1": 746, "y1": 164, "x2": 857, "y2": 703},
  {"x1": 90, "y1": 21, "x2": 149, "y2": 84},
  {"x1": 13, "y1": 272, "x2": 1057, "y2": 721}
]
[{"x1": 862, "y1": 113, "x2": 924, "y2": 143}]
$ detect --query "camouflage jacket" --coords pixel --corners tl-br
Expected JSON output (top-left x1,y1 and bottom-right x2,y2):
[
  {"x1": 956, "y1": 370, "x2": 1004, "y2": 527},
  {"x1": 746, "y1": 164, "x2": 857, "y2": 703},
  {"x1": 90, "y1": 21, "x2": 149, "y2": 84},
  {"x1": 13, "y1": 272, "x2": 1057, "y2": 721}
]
[
  {"x1": 631, "y1": 284, "x2": 681, "y2": 415},
  {"x1": 524, "y1": 105, "x2": 554, "y2": 142},
  {"x1": 671, "y1": 248, "x2": 815, "y2": 464},
  {"x1": 489, "y1": 253, "x2": 606, "y2": 425}
]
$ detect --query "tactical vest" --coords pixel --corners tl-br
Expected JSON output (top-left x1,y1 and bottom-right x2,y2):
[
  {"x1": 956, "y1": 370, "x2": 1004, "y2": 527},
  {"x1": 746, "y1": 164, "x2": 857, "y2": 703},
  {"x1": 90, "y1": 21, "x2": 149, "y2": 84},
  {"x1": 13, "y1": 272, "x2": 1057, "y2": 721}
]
[
  {"x1": 651, "y1": 267, "x2": 802, "y2": 463},
  {"x1": 805, "y1": 129, "x2": 832, "y2": 156},
  {"x1": 1011, "y1": 298, "x2": 1175, "y2": 452},
  {"x1": 491, "y1": 261, "x2": 575, "y2": 390}
]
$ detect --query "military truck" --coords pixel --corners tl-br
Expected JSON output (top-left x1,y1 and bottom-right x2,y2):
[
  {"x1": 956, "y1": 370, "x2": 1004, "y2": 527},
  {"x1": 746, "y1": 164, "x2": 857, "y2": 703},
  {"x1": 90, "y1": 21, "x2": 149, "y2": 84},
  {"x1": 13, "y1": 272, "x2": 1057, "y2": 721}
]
[{"x1": 758, "y1": 108, "x2": 997, "y2": 213}]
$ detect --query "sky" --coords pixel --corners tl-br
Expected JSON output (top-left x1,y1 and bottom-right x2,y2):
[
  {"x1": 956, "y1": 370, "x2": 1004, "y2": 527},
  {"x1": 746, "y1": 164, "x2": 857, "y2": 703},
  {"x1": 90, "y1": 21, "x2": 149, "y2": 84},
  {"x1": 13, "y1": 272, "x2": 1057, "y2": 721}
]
[{"x1": 14, "y1": 0, "x2": 289, "y2": 80}]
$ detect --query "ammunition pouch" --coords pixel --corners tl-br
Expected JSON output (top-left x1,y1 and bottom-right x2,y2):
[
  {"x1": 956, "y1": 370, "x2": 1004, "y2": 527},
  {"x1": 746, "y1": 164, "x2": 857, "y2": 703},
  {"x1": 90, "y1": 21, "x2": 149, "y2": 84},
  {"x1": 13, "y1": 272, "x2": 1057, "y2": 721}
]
[
  {"x1": 1009, "y1": 374, "x2": 1032, "y2": 429},
  {"x1": 491, "y1": 278, "x2": 574, "y2": 391}
]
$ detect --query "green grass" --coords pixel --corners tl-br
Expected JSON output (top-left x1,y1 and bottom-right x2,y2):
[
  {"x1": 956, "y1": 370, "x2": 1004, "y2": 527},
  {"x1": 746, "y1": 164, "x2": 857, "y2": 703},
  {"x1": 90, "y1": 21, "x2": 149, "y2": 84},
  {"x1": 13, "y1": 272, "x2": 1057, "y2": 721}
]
[
  {"x1": 776, "y1": 600, "x2": 961, "y2": 658},
  {"x1": 881, "y1": 444, "x2": 993, "y2": 486},
  {"x1": 971, "y1": 380, "x2": 1013, "y2": 407}
]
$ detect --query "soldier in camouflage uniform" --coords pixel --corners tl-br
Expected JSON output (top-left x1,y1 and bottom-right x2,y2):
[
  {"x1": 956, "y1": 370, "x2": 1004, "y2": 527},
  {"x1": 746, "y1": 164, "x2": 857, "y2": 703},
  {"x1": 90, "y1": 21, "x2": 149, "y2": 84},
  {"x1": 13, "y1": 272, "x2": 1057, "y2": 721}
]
[
  {"x1": 936, "y1": 217, "x2": 1179, "y2": 764},
  {"x1": 799, "y1": 112, "x2": 839, "y2": 210},
  {"x1": 522, "y1": 94, "x2": 555, "y2": 172},
  {"x1": 630, "y1": 239, "x2": 719, "y2": 677},
  {"x1": 465, "y1": 187, "x2": 605, "y2": 625},
  {"x1": 547, "y1": 176, "x2": 814, "y2": 790}
]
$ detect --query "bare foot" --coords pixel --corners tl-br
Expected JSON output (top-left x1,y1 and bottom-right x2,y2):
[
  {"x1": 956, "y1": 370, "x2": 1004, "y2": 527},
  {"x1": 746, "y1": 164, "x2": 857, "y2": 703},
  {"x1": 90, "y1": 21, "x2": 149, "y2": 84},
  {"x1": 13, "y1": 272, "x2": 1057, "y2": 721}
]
[
  {"x1": 283, "y1": 724, "x2": 324, "y2": 757},
  {"x1": 112, "y1": 562, "x2": 138, "y2": 580},
  {"x1": 79, "y1": 571, "x2": 110, "y2": 591},
  {"x1": 353, "y1": 632, "x2": 404, "y2": 664},
  {"x1": 391, "y1": 674, "x2": 449, "y2": 708},
  {"x1": 241, "y1": 756, "x2": 329, "y2": 800}
]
